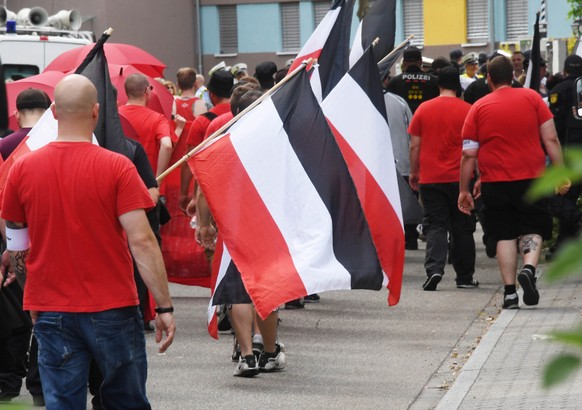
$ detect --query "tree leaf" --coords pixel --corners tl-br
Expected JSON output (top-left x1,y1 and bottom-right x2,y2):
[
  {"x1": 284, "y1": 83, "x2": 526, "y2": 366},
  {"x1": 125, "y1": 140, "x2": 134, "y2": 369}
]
[
  {"x1": 543, "y1": 354, "x2": 581, "y2": 388},
  {"x1": 552, "y1": 328, "x2": 582, "y2": 348},
  {"x1": 527, "y1": 166, "x2": 571, "y2": 201},
  {"x1": 544, "y1": 237, "x2": 582, "y2": 283}
]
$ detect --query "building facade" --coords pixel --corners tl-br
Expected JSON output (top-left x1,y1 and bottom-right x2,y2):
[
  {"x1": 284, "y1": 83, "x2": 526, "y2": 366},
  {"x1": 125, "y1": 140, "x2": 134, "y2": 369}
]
[{"x1": 3, "y1": 0, "x2": 577, "y2": 80}]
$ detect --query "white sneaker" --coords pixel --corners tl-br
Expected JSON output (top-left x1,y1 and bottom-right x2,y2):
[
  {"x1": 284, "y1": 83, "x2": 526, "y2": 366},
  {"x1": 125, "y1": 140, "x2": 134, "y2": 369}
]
[
  {"x1": 258, "y1": 346, "x2": 286, "y2": 372},
  {"x1": 233, "y1": 355, "x2": 259, "y2": 377}
]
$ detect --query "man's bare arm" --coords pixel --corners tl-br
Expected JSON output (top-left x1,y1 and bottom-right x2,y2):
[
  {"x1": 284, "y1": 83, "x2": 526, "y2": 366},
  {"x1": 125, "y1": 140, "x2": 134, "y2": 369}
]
[
  {"x1": 156, "y1": 136, "x2": 174, "y2": 178},
  {"x1": 5, "y1": 220, "x2": 29, "y2": 289},
  {"x1": 119, "y1": 209, "x2": 175, "y2": 352}
]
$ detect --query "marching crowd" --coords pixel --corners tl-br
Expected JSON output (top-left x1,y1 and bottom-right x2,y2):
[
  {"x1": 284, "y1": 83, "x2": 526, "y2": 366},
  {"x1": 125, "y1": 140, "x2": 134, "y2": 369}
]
[{"x1": 0, "y1": 44, "x2": 580, "y2": 408}]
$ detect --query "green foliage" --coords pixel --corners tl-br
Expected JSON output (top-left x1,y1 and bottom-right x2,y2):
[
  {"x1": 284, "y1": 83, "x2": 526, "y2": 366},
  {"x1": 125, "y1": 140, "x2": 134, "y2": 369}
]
[
  {"x1": 567, "y1": 0, "x2": 582, "y2": 20},
  {"x1": 530, "y1": 148, "x2": 582, "y2": 388},
  {"x1": 543, "y1": 354, "x2": 581, "y2": 387}
]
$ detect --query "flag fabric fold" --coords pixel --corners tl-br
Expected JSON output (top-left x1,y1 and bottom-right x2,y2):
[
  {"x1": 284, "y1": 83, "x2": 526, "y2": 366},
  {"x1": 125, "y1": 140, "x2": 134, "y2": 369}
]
[
  {"x1": 349, "y1": 0, "x2": 396, "y2": 68},
  {"x1": 524, "y1": 12, "x2": 541, "y2": 93},
  {"x1": 190, "y1": 69, "x2": 386, "y2": 319},
  {"x1": 321, "y1": 46, "x2": 404, "y2": 305},
  {"x1": 288, "y1": 0, "x2": 354, "y2": 101}
]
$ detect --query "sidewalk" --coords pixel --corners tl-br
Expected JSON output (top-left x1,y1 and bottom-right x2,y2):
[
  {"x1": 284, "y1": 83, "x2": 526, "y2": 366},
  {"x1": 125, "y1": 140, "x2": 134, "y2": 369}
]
[{"x1": 436, "y1": 276, "x2": 582, "y2": 409}]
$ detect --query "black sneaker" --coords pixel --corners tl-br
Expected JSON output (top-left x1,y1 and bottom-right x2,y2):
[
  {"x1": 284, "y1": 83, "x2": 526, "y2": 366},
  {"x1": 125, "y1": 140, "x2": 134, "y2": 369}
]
[
  {"x1": 423, "y1": 273, "x2": 442, "y2": 291},
  {"x1": 517, "y1": 269, "x2": 539, "y2": 306},
  {"x1": 258, "y1": 345, "x2": 286, "y2": 372},
  {"x1": 503, "y1": 293, "x2": 520, "y2": 309},
  {"x1": 456, "y1": 279, "x2": 479, "y2": 289},
  {"x1": 234, "y1": 355, "x2": 259, "y2": 377},
  {"x1": 304, "y1": 294, "x2": 320, "y2": 303}
]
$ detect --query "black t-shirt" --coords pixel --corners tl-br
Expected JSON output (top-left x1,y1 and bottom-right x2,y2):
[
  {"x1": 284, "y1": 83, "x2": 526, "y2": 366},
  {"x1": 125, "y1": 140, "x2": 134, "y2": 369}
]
[
  {"x1": 386, "y1": 66, "x2": 439, "y2": 113},
  {"x1": 125, "y1": 137, "x2": 157, "y2": 189}
]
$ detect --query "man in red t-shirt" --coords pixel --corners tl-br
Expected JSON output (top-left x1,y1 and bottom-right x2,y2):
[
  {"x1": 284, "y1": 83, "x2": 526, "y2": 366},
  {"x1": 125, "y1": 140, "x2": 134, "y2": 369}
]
[
  {"x1": 1, "y1": 75, "x2": 175, "y2": 409},
  {"x1": 409, "y1": 66, "x2": 477, "y2": 291},
  {"x1": 458, "y1": 56, "x2": 568, "y2": 310},
  {"x1": 180, "y1": 70, "x2": 234, "y2": 212},
  {"x1": 118, "y1": 73, "x2": 176, "y2": 177}
]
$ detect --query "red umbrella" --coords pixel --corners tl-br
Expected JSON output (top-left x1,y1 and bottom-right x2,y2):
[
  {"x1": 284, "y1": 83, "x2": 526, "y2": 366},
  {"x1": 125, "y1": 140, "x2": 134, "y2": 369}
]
[
  {"x1": 44, "y1": 43, "x2": 166, "y2": 78},
  {"x1": 5, "y1": 71, "x2": 66, "y2": 130},
  {"x1": 108, "y1": 64, "x2": 174, "y2": 119}
]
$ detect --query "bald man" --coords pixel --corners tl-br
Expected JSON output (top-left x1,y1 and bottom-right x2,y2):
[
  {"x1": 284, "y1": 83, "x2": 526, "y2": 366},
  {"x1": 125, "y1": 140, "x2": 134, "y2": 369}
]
[
  {"x1": 1, "y1": 74, "x2": 175, "y2": 410},
  {"x1": 118, "y1": 73, "x2": 175, "y2": 177}
]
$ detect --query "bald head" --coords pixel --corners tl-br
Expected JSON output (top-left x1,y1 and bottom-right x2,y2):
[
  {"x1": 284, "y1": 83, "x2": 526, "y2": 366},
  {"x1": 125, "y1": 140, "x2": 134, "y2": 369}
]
[
  {"x1": 53, "y1": 74, "x2": 98, "y2": 120},
  {"x1": 125, "y1": 73, "x2": 150, "y2": 99}
]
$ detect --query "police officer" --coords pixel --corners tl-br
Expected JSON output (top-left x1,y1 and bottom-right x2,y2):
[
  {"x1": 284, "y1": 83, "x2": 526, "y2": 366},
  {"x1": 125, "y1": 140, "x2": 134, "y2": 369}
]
[
  {"x1": 387, "y1": 47, "x2": 439, "y2": 250},
  {"x1": 547, "y1": 54, "x2": 582, "y2": 256},
  {"x1": 387, "y1": 46, "x2": 439, "y2": 114}
]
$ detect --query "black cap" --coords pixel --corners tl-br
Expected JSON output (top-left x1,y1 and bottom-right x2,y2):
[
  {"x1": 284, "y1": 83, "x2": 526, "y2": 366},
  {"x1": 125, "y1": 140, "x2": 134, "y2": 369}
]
[
  {"x1": 16, "y1": 88, "x2": 51, "y2": 110},
  {"x1": 438, "y1": 66, "x2": 461, "y2": 91},
  {"x1": 564, "y1": 54, "x2": 582, "y2": 75},
  {"x1": 207, "y1": 70, "x2": 234, "y2": 98},
  {"x1": 254, "y1": 61, "x2": 278, "y2": 89},
  {"x1": 450, "y1": 49, "x2": 463, "y2": 60},
  {"x1": 403, "y1": 46, "x2": 422, "y2": 62}
]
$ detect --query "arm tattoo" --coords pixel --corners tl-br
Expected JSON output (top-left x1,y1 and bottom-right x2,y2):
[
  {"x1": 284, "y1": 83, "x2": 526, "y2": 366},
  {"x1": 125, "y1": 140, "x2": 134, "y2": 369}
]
[
  {"x1": 520, "y1": 234, "x2": 540, "y2": 255},
  {"x1": 9, "y1": 250, "x2": 29, "y2": 288},
  {"x1": 5, "y1": 220, "x2": 29, "y2": 289}
]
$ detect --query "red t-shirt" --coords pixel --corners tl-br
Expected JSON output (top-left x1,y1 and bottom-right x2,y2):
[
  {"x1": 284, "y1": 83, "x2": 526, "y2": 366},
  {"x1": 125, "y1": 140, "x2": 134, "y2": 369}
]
[
  {"x1": 204, "y1": 112, "x2": 234, "y2": 140},
  {"x1": 462, "y1": 87, "x2": 553, "y2": 182},
  {"x1": 118, "y1": 105, "x2": 175, "y2": 174},
  {"x1": 408, "y1": 96, "x2": 471, "y2": 184},
  {"x1": 1, "y1": 142, "x2": 155, "y2": 312},
  {"x1": 186, "y1": 102, "x2": 231, "y2": 147}
]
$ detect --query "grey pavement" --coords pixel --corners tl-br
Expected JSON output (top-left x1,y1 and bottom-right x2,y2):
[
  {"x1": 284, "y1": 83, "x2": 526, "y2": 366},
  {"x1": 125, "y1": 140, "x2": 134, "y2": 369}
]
[{"x1": 10, "y1": 233, "x2": 582, "y2": 409}]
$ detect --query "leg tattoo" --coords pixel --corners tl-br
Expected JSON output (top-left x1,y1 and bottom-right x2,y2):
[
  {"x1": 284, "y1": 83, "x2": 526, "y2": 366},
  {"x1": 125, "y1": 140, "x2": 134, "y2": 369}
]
[{"x1": 520, "y1": 234, "x2": 540, "y2": 255}]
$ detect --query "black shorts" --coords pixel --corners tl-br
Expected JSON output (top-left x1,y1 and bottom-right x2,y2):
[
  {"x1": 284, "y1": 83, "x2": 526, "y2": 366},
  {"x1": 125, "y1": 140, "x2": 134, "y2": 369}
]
[{"x1": 481, "y1": 179, "x2": 552, "y2": 241}]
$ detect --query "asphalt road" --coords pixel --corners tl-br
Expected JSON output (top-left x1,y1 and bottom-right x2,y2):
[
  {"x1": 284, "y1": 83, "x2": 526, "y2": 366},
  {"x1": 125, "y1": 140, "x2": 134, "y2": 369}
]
[{"x1": 12, "y1": 234, "x2": 505, "y2": 410}]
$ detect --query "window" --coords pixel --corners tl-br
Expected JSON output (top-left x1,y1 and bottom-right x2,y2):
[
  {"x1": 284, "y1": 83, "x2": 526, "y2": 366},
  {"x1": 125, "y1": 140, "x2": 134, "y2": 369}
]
[
  {"x1": 281, "y1": 2, "x2": 301, "y2": 52},
  {"x1": 506, "y1": 0, "x2": 528, "y2": 40},
  {"x1": 467, "y1": 0, "x2": 488, "y2": 42},
  {"x1": 218, "y1": 5, "x2": 238, "y2": 54},
  {"x1": 313, "y1": 1, "x2": 331, "y2": 28},
  {"x1": 403, "y1": 0, "x2": 423, "y2": 45}
]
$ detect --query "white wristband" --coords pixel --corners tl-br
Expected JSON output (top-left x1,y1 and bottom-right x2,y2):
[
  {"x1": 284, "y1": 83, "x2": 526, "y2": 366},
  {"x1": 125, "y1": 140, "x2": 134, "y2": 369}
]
[
  {"x1": 463, "y1": 139, "x2": 480, "y2": 150},
  {"x1": 6, "y1": 227, "x2": 30, "y2": 251}
]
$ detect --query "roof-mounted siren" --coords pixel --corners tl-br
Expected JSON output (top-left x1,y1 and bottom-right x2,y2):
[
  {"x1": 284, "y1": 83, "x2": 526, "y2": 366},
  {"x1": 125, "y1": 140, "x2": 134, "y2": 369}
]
[
  {"x1": 48, "y1": 10, "x2": 82, "y2": 31},
  {"x1": 16, "y1": 7, "x2": 49, "y2": 27},
  {"x1": 0, "y1": 7, "x2": 18, "y2": 26}
]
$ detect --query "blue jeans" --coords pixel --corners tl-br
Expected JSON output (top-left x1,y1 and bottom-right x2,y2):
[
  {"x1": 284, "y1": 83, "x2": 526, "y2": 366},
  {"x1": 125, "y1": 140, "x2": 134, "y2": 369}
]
[{"x1": 34, "y1": 306, "x2": 150, "y2": 410}]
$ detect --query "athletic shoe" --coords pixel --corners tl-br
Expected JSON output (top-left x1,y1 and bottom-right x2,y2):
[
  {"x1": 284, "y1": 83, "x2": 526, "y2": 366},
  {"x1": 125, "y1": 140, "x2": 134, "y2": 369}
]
[
  {"x1": 231, "y1": 336, "x2": 241, "y2": 362},
  {"x1": 304, "y1": 294, "x2": 320, "y2": 303},
  {"x1": 234, "y1": 355, "x2": 259, "y2": 377},
  {"x1": 517, "y1": 268, "x2": 539, "y2": 306},
  {"x1": 456, "y1": 279, "x2": 480, "y2": 289},
  {"x1": 258, "y1": 345, "x2": 286, "y2": 372},
  {"x1": 503, "y1": 293, "x2": 520, "y2": 309},
  {"x1": 423, "y1": 273, "x2": 442, "y2": 291}
]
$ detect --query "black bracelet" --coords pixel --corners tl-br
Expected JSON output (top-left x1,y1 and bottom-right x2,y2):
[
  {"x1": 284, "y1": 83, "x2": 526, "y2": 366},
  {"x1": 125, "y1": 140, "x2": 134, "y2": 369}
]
[{"x1": 155, "y1": 306, "x2": 174, "y2": 314}]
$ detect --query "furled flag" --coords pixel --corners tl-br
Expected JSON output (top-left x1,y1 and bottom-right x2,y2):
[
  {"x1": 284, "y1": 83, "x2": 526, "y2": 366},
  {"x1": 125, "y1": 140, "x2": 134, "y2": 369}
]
[
  {"x1": 349, "y1": 0, "x2": 396, "y2": 67},
  {"x1": 524, "y1": 12, "x2": 541, "y2": 93},
  {"x1": 0, "y1": 58, "x2": 8, "y2": 134},
  {"x1": 378, "y1": 37, "x2": 411, "y2": 80},
  {"x1": 190, "y1": 68, "x2": 386, "y2": 319},
  {"x1": 288, "y1": 0, "x2": 354, "y2": 100},
  {"x1": 321, "y1": 45, "x2": 404, "y2": 305},
  {"x1": 74, "y1": 30, "x2": 130, "y2": 158}
]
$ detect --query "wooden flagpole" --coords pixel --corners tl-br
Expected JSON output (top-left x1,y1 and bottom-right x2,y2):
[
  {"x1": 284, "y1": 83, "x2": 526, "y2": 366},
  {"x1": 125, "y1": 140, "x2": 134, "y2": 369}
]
[
  {"x1": 156, "y1": 57, "x2": 314, "y2": 183},
  {"x1": 377, "y1": 35, "x2": 414, "y2": 66}
]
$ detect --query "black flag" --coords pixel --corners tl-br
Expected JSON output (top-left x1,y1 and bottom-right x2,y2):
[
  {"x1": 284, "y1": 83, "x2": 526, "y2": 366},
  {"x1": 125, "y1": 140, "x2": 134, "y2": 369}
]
[{"x1": 74, "y1": 31, "x2": 130, "y2": 158}]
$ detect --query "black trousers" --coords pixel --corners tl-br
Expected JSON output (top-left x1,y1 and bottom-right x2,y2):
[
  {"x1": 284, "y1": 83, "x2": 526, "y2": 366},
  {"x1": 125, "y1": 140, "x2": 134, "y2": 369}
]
[{"x1": 420, "y1": 183, "x2": 476, "y2": 283}]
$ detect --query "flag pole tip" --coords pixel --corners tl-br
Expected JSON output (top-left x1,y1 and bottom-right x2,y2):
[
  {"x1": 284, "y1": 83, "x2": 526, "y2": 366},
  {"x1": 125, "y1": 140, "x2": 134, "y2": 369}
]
[
  {"x1": 104, "y1": 27, "x2": 114, "y2": 36},
  {"x1": 372, "y1": 37, "x2": 380, "y2": 47}
]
